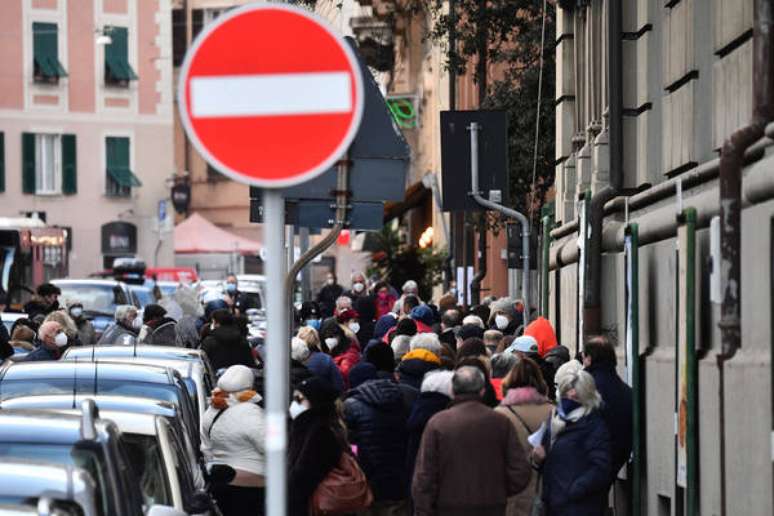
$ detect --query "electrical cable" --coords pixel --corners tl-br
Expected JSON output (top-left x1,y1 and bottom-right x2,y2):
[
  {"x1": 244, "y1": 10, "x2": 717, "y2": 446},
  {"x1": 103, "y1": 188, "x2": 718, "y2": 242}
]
[{"x1": 529, "y1": 0, "x2": 549, "y2": 227}]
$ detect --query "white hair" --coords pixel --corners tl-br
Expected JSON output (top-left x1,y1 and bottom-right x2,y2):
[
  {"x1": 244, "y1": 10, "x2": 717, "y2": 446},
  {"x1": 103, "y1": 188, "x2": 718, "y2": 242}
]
[
  {"x1": 290, "y1": 337, "x2": 311, "y2": 363},
  {"x1": 402, "y1": 280, "x2": 418, "y2": 293},
  {"x1": 114, "y1": 304, "x2": 138, "y2": 323},
  {"x1": 557, "y1": 368, "x2": 602, "y2": 410},
  {"x1": 409, "y1": 332, "x2": 442, "y2": 356},
  {"x1": 462, "y1": 314, "x2": 485, "y2": 329},
  {"x1": 335, "y1": 296, "x2": 353, "y2": 310},
  {"x1": 421, "y1": 370, "x2": 454, "y2": 397},
  {"x1": 391, "y1": 335, "x2": 412, "y2": 360}
]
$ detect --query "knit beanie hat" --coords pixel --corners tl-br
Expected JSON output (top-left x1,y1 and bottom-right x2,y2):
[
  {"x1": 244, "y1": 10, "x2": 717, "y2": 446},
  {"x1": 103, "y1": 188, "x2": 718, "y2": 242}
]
[
  {"x1": 143, "y1": 304, "x2": 167, "y2": 323},
  {"x1": 348, "y1": 362, "x2": 378, "y2": 390},
  {"x1": 373, "y1": 313, "x2": 398, "y2": 340},
  {"x1": 297, "y1": 376, "x2": 339, "y2": 408},
  {"x1": 217, "y1": 365, "x2": 255, "y2": 393}
]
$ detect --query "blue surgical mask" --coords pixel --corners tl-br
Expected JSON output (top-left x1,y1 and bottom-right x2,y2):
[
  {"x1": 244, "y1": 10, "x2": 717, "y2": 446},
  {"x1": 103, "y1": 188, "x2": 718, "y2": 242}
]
[
  {"x1": 305, "y1": 319, "x2": 321, "y2": 331},
  {"x1": 225, "y1": 283, "x2": 237, "y2": 294}
]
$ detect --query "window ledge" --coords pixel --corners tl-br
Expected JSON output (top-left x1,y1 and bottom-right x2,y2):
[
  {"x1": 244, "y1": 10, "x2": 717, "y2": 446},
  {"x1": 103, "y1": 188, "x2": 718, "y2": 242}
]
[{"x1": 34, "y1": 191, "x2": 62, "y2": 197}]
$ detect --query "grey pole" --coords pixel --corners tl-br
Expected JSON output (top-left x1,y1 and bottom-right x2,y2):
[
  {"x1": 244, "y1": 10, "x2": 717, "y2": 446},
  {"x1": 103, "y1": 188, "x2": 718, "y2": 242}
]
[
  {"x1": 468, "y1": 122, "x2": 531, "y2": 321},
  {"x1": 299, "y1": 227, "x2": 312, "y2": 300},
  {"x1": 263, "y1": 189, "x2": 288, "y2": 516}
]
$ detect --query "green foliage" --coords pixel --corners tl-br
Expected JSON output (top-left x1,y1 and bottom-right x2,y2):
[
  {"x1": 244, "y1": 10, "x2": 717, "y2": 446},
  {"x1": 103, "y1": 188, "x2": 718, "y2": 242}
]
[{"x1": 367, "y1": 226, "x2": 447, "y2": 301}]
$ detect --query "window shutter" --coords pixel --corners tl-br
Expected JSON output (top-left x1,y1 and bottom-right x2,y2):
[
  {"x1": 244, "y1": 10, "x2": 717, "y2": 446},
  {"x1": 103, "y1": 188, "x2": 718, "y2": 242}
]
[
  {"x1": 0, "y1": 132, "x2": 5, "y2": 193},
  {"x1": 22, "y1": 133, "x2": 35, "y2": 194},
  {"x1": 61, "y1": 134, "x2": 77, "y2": 194},
  {"x1": 116, "y1": 137, "x2": 129, "y2": 168}
]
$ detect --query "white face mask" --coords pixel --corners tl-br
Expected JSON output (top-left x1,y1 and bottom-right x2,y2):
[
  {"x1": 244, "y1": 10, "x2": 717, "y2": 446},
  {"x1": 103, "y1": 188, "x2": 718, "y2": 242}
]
[
  {"x1": 210, "y1": 322, "x2": 216, "y2": 331},
  {"x1": 495, "y1": 314, "x2": 510, "y2": 330},
  {"x1": 325, "y1": 337, "x2": 340, "y2": 350},
  {"x1": 54, "y1": 332, "x2": 68, "y2": 348},
  {"x1": 327, "y1": 278, "x2": 335, "y2": 286},
  {"x1": 289, "y1": 400, "x2": 310, "y2": 420},
  {"x1": 70, "y1": 307, "x2": 83, "y2": 318},
  {"x1": 352, "y1": 282, "x2": 365, "y2": 293},
  {"x1": 348, "y1": 322, "x2": 361, "y2": 334},
  {"x1": 132, "y1": 317, "x2": 143, "y2": 330}
]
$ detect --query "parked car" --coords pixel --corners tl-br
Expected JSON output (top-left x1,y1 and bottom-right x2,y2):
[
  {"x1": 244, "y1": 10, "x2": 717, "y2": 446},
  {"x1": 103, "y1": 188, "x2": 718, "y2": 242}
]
[
  {"x1": 0, "y1": 361, "x2": 200, "y2": 449},
  {"x1": 0, "y1": 394, "x2": 204, "y2": 493},
  {"x1": 0, "y1": 402, "x2": 167, "y2": 516},
  {"x1": 128, "y1": 285, "x2": 155, "y2": 309},
  {"x1": 0, "y1": 460, "x2": 101, "y2": 516},
  {"x1": 62, "y1": 345, "x2": 216, "y2": 387},
  {"x1": 236, "y1": 275, "x2": 266, "y2": 312},
  {"x1": 1, "y1": 312, "x2": 27, "y2": 335},
  {"x1": 51, "y1": 279, "x2": 134, "y2": 339}
]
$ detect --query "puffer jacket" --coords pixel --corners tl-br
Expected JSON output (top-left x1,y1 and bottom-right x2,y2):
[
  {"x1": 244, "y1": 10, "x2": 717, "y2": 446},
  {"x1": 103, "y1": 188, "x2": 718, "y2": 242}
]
[
  {"x1": 396, "y1": 349, "x2": 440, "y2": 390},
  {"x1": 97, "y1": 321, "x2": 137, "y2": 345},
  {"x1": 201, "y1": 325, "x2": 255, "y2": 372},
  {"x1": 344, "y1": 379, "x2": 409, "y2": 501},
  {"x1": 542, "y1": 410, "x2": 612, "y2": 516},
  {"x1": 332, "y1": 340, "x2": 361, "y2": 388}
]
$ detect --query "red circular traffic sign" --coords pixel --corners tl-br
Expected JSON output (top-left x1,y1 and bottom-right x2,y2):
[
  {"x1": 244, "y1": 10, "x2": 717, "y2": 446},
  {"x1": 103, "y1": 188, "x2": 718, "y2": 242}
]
[{"x1": 178, "y1": 4, "x2": 364, "y2": 188}]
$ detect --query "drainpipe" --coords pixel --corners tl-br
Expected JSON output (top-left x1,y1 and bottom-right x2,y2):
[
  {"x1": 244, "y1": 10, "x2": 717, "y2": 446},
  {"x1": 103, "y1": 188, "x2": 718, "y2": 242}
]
[
  {"x1": 583, "y1": 0, "x2": 623, "y2": 337},
  {"x1": 443, "y1": 0, "x2": 457, "y2": 291},
  {"x1": 470, "y1": 0, "x2": 489, "y2": 306},
  {"x1": 717, "y1": 2, "x2": 773, "y2": 515}
]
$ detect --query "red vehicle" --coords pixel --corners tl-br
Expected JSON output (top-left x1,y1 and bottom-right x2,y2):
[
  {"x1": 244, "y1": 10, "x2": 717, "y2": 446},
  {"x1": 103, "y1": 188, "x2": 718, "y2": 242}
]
[{"x1": 145, "y1": 267, "x2": 199, "y2": 283}]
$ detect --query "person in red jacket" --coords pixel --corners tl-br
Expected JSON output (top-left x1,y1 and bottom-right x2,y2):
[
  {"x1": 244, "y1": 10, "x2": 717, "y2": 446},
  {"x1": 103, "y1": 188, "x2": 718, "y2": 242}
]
[
  {"x1": 320, "y1": 316, "x2": 361, "y2": 389},
  {"x1": 523, "y1": 316, "x2": 558, "y2": 357}
]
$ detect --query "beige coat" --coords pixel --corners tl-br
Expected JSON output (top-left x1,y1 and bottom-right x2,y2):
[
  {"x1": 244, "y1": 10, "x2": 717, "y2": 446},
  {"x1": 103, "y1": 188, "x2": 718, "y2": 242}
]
[{"x1": 495, "y1": 387, "x2": 554, "y2": 516}]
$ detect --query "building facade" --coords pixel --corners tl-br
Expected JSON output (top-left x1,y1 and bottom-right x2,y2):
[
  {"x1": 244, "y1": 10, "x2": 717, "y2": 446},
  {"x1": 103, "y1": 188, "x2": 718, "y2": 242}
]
[
  {"x1": 0, "y1": 0, "x2": 175, "y2": 276},
  {"x1": 549, "y1": 0, "x2": 771, "y2": 513}
]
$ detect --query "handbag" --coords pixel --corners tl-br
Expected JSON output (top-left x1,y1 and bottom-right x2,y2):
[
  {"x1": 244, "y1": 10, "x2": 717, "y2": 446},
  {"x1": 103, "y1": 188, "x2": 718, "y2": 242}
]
[{"x1": 310, "y1": 452, "x2": 373, "y2": 515}]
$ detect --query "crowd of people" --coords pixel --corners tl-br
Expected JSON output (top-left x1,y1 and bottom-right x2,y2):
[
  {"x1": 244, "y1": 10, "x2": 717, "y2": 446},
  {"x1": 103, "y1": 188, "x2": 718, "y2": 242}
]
[{"x1": 0, "y1": 271, "x2": 634, "y2": 516}]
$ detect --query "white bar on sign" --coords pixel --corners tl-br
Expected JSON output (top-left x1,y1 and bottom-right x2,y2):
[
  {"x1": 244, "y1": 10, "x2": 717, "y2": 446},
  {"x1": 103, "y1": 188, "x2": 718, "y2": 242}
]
[{"x1": 190, "y1": 71, "x2": 352, "y2": 118}]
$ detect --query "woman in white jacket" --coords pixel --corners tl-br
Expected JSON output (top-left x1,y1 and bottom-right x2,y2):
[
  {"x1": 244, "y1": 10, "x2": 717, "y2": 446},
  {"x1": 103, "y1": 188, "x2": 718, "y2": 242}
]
[{"x1": 201, "y1": 365, "x2": 265, "y2": 515}]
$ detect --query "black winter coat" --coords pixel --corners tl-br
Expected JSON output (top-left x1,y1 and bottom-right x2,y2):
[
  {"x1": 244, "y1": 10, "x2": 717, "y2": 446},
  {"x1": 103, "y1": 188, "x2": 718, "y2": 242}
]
[
  {"x1": 288, "y1": 409, "x2": 345, "y2": 516},
  {"x1": 344, "y1": 379, "x2": 409, "y2": 501},
  {"x1": 396, "y1": 359, "x2": 438, "y2": 390},
  {"x1": 405, "y1": 391, "x2": 450, "y2": 494},
  {"x1": 542, "y1": 411, "x2": 612, "y2": 516},
  {"x1": 316, "y1": 284, "x2": 344, "y2": 318},
  {"x1": 587, "y1": 363, "x2": 633, "y2": 476},
  {"x1": 200, "y1": 325, "x2": 255, "y2": 372}
]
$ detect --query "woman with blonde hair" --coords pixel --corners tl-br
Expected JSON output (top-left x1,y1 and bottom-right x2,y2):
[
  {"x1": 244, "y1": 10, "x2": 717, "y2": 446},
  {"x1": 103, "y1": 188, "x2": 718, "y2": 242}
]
[
  {"x1": 495, "y1": 357, "x2": 554, "y2": 515},
  {"x1": 532, "y1": 361, "x2": 611, "y2": 516}
]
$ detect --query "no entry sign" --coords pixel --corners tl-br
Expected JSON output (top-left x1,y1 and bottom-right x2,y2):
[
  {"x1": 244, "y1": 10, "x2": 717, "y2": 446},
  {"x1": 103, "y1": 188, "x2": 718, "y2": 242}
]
[{"x1": 178, "y1": 4, "x2": 364, "y2": 188}]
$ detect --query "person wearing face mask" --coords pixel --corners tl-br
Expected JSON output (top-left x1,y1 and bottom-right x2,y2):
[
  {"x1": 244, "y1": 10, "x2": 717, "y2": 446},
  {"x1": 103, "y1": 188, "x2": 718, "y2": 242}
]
[
  {"x1": 67, "y1": 303, "x2": 96, "y2": 345},
  {"x1": 320, "y1": 318, "x2": 360, "y2": 389},
  {"x1": 24, "y1": 321, "x2": 68, "y2": 361},
  {"x1": 287, "y1": 377, "x2": 347, "y2": 516},
  {"x1": 488, "y1": 299, "x2": 520, "y2": 336},
  {"x1": 298, "y1": 301, "x2": 322, "y2": 332},
  {"x1": 201, "y1": 365, "x2": 266, "y2": 516},
  {"x1": 223, "y1": 274, "x2": 245, "y2": 316},
  {"x1": 344, "y1": 271, "x2": 369, "y2": 301},
  {"x1": 97, "y1": 305, "x2": 140, "y2": 345},
  {"x1": 316, "y1": 271, "x2": 344, "y2": 319},
  {"x1": 373, "y1": 281, "x2": 397, "y2": 320},
  {"x1": 532, "y1": 361, "x2": 612, "y2": 516}
]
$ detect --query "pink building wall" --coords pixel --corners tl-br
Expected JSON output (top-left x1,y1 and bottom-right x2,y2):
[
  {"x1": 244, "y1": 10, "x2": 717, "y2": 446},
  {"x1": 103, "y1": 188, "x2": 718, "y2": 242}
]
[
  {"x1": 68, "y1": 0, "x2": 96, "y2": 112},
  {"x1": 0, "y1": 0, "x2": 23, "y2": 109},
  {"x1": 138, "y1": 0, "x2": 162, "y2": 114}
]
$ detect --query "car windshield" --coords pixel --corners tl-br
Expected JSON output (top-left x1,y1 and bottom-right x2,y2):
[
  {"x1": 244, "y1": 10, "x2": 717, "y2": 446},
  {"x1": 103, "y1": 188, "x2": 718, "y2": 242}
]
[
  {"x1": 0, "y1": 443, "x2": 111, "y2": 516},
  {"x1": 0, "y1": 379, "x2": 180, "y2": 405},
  {"x1": 129, "y1": 288, "x2": 154, "y2": 308},
  {"x1": 121, "y1": 433, "x2": 172, "y2": 508},
  {"x1": 56, "y1": 285, "x2": 128, "y2": 315}
]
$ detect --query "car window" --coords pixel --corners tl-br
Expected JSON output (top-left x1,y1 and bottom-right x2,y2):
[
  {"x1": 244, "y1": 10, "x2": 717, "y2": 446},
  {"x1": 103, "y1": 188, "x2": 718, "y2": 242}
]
[
  {"x1": 0, "y1": 380, "x2": 180, "y2": 405},
  {"x1": 129, "y1": 288, "x2": 153, "y2": 308},
  {"x1": 111, "y1": 434, "x2": 147, "y2": 515},
  {"x1": 121, "y1": 433, "x2": 172, "y2": 508},
  {"x1": 0, "y1": 443, "x2": 111, "y2": 516},
  {"x1": 241, "y1": 292, "x2": 262, "y2": 310},
  {"x1": 56, "y1": 285, "x2": 121, "y2": 316}
]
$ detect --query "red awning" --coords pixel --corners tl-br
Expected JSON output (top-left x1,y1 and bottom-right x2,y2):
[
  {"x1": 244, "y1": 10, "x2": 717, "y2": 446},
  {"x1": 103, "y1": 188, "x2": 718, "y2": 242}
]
[{"x1": 174, "y1": 213, "x2": 262, "y2": 255}]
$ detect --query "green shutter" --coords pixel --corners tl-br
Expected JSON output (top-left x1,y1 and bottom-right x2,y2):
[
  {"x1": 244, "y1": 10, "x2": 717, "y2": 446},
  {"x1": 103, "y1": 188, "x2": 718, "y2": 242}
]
[
  {"x1": 33, "y1": 22, "x2": 66, "y2": 79},
  {"x1": 61, "y1": 134, "x2": 76, "y2": 194},
  {"x1": 106, "y1": 137, "x2": 141, "y2": 191},
  {"x1": 0, "y1": 132, "x2": 5, "y2": 193},
  {"x1": 105, "y1": 27, "x2": 138, "y2": 82},
  {"x1": 22, "y1": 133, "x2": 35, "y2": 194}
]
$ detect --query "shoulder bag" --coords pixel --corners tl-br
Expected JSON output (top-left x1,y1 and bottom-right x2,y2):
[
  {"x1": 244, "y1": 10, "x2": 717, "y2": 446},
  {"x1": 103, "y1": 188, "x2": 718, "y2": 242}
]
[{"x1": 310, "y1": 452, "x2": 373, "y2": 515}]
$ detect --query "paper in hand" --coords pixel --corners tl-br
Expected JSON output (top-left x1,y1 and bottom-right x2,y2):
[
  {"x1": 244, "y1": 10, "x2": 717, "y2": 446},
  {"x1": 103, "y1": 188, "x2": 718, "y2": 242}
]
[{"x1": 528, "y1": 421, "x2": 546, "y2": 448}]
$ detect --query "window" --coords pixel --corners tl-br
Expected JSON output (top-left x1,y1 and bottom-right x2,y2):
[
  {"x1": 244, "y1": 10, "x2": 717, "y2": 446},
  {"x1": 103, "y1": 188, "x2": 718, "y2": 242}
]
[
  {"x1": 172, "y1": 9, "x2": 186, "y2": 67},
  {"x1": 105, "y1": 136, "x2": 141, "y2": 197},
  {"x1": 32, "y1": 22, "x2": 67, "y2": 83},
  {"x1": 192, "y1": 7, "x2": 232, "y2": 40},
  {"x1": 21, "y1": 133, "x2": 77, "y2": 195},
  {"x1": 104, "y1": 26, "x2": 138, "y2": 86}
]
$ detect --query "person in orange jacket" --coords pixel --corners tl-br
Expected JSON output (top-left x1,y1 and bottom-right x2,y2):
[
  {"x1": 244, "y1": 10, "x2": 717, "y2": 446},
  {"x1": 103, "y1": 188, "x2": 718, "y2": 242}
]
[{"x1": 523, "y1": 316, "x2": 558, "y2": 357}]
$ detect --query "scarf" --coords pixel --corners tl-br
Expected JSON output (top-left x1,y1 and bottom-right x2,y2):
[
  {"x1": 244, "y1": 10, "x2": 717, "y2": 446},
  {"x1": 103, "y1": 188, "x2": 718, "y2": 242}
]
[
  {"x1": 210, "y1": 387, "x2": 262, "y2": 409},
  {"x1": 549, "y1": 398, "x2": 591, "y2": 445}
]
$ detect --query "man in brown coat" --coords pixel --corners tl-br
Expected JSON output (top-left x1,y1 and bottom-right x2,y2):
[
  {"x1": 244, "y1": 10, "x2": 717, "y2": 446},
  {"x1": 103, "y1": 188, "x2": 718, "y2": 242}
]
[{"x1": 412, "y1": 366, "x2": 531, "y2": 516}]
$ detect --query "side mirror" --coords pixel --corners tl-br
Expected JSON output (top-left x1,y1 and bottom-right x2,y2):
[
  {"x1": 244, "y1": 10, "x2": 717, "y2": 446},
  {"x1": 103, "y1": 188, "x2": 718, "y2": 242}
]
[
  {"x1": 147, "y1": 505, "x2": 187, "y2": 516},
  {"x1": 186, "y1": 490, "x2": 214, "y2": 514}
]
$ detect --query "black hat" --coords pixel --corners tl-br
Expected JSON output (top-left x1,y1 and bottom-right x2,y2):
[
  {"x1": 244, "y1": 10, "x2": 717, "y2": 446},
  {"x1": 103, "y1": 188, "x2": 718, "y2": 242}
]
[
  {"x1": 36, "y1": 283, "x2": 61, "y2": 297},
  {"x1": 296, "y1": 377, "x2": 339, "y2": 408},
  {"x1": 458, "y1": 323, "x2": 485, "y2": 341},
  {"x1": 299, "y1": 301, "x2": 321, "y2": 320},
  {"x1": 395, "y1": 318, "x2": 417, "y2": 337},
  {"x1": 143, "y1": 304, "x2": 167, "y2": 323}
]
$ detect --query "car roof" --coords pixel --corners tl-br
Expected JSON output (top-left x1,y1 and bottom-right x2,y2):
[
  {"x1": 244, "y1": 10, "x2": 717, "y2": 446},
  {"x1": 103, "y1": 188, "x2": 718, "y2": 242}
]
[
  {"x1": 237, "y1": 274, "x2": 265, "y2": 282},
  {"x1": 0, "y1": 460, "x2": 93, "y2": 501},
  {"x1": 72, "y1": 356, "x2": 197, "y2": 378},
  {"x1": 40, "y1": 409, "x2": 158, "y2": 437},
  {"x1": 0, "y1": 394, "x2": 178, "y2": 419},
  {"x1": 63, "y1": 345, "x2": 208, "y2": 363},
  {"x1": 0, "y1": 361, "x2": 175, "y2": 385},
  {"x1": 52, "y1": 279, "x2": 125, "y2": 287},
  {"x1": 1, "y1": 313, "x2": 27, "y2": 321},
  {"x1": 0, "y1": 409, "x2": 110, "y2": 444}
]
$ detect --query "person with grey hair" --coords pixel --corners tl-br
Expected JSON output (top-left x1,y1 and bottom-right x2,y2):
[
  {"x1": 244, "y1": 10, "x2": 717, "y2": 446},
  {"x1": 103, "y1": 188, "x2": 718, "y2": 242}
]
[
  {"x1": 97, "y1": 305, "x2": 140, "y2": 345},
  {"x1": 532, "y1": 365, "x2": 611, "y2": 516},
  {"x1": 392, "y1": 279, "x2": 422, "y2": 314},
  {"x1": 412, "y1": 366, "x2": 530, "y2": 515},
  {"x1": 391, "y1": 334, "x2": 412, "y2": 363},
  {"x1": 409, "y1": 332, "x2": 443, "y2": 357}
]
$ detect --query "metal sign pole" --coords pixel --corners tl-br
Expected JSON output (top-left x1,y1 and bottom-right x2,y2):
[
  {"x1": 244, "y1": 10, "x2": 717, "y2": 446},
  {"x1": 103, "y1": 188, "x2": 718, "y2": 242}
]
[
  {"x1": 467, "y1": 122, "x2": 531, "y2": 320},
  {"x1": 263, "y1": 189, "x2": 288, "y2": 516}
]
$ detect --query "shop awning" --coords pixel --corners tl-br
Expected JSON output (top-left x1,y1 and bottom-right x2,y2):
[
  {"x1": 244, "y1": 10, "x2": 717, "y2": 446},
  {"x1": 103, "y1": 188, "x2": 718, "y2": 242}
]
[
  {"x1": 107, "y1": 167, "x2": 142, "y2": 187},
  {"x1": 175, "y1": 213, "x2": 263, "y2": 255}
]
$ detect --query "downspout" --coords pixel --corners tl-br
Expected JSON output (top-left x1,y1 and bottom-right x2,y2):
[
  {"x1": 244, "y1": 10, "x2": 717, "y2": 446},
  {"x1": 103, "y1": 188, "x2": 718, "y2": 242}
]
[
  {"x1": 583, "y1": 0, "x2": 623, "y2": 337},
  {"x1": 443, "y1": 0, "x2": 457, "y2": 291},
  {"x1": 470, "y1": 0, "x2": 489, "y2": 306},
  {"x1": 717, "y1": 1, "x2": 773, "y2": 514}
]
